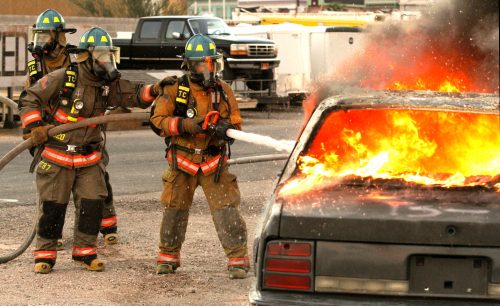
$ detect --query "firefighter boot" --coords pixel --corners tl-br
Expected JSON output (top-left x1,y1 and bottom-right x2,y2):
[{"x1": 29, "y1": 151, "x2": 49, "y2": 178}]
[
  {"x1": 104, "y1": 233, "x2": 118, "y2": 245},
  {"x1": 74, "y1": 258, "x2": 106, "y2": 271},
  {"x1": 228, "y1": 266, "x2": 248, "y2": 279},
  {"x1": 34, "y1": 262, "x2": 53, "y2": 274},
  {"x1": 156, "y1": 262, "x2": 176, "y2": 274}
]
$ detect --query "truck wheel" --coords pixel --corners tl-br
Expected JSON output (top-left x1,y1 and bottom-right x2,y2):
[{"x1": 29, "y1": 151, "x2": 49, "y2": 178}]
[{"x1": 247, "y1": 70, "x2": 273, "y2": 91}]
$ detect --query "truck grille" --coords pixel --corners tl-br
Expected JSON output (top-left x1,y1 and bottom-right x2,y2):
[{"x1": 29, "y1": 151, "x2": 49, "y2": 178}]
[{"x1": 248, "y1": 44, "x2": 275, "y2": 56}]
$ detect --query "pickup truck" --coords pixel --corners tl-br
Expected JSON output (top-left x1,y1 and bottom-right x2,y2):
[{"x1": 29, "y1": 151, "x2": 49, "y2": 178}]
[{"x1": 114, "y1": 16, "x2": 280, "y2": 91}]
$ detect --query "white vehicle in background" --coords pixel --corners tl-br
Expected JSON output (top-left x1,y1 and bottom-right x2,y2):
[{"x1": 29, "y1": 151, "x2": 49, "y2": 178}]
[{"x1": 230, "y1": 23, "x2": 368, "y2": 106}]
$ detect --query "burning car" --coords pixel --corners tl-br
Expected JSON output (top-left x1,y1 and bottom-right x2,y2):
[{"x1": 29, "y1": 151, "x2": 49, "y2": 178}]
[{"x1": 249, "y1": 91, "x2": 500, "y2": 305}]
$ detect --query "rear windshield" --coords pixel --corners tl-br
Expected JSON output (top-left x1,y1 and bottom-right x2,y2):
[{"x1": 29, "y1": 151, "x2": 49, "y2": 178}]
[{"x1": 279, "y1": 108, "x2": 500, "y2": 196}]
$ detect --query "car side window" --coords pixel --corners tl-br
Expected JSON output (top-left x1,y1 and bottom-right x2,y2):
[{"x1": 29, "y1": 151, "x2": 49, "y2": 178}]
[
  {"x1": 139, "y1": 20, "x2": 162, "y2": 40},
  {"x1": 165, "y1": 21, "x2": 190, "y2": 40}
]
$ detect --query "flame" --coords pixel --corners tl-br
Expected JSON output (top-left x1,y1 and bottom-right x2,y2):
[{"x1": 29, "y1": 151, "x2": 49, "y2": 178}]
[
  {"x1": 388, "y1": 78, "x2": 464, "y2": 93},
  {"x1": 338, "y1": 23, "x2": 500, "y2": 95},
  {"x1": 349, "y1": 40, "x2": 495, "y2": 94},
  {"x1": 280, "y1": 109, "x2": 500, "y2": 197}
]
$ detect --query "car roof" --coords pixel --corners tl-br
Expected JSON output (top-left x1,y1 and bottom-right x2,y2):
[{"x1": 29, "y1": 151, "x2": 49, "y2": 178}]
[{"x1": 317, "y1": 90, "x2": 499, "y2": 114}]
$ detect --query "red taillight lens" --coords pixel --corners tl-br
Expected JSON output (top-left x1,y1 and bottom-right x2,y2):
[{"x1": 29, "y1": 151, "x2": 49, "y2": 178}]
[
  {"x1": 263, "y1": 241, "x2": 314, "y2": 292},
  {"x1": 265, "y1": 258, "x2": 311, "y2": 273},
  {"x1": 264, "y1": 274, "x2": 311, "y2": 290},
  {"x1": 267, "y1": 242, "x2": 311, "y2": 257}
]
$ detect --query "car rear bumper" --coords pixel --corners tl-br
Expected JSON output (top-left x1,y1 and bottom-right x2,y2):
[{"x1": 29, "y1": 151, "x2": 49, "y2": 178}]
[
  {"x1": 226, "y1": 58, "x2": 280, "y2": 70},
  {"x1": 249, "y1": 282, "x2": 499, "y2": 306}
]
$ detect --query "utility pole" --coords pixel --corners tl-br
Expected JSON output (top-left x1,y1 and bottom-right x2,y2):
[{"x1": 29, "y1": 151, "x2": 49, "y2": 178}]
[{"x1": 209, "y1": 0, "x2": 212, "y2": 14}]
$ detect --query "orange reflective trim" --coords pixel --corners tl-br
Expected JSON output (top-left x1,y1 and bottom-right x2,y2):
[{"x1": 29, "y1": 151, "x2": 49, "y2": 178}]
[
  {"x1": 168, "y1": 117, "x2": 180, "y2": 135},
  {"x1": 73, "y1": 151, "x2": 102, "y2": 167},
  {"x1": 156, "y1": 252, "x2": 180, "y2": 264},
  {"x1": 54, "y1": 109, "x2": 68, "y2": 123},
  {"x1": 42, "y1": 147, "x2": 74, "y2": 166},
  {"x1": 21, "y1": 110, "x2": 42, "y2": 127},
  {"x1": 200, "y1": 154, "x2": 223, "y2": 174},
  {"x1": 42, "y1": 147, "x2": 102, "y2": 167},
  {"x1": 54, "y1": 109, "x2": 96, "y2": 127},
  {"x1": 141, "y1": 85, "x2": 155, "y2": 103},
  {"x1": 72, "y1": 247, "x2": 97, "y2": 256},
  {"x1": 100, "y1": 216, "x2": 117, "y2": 227},
  {"x1": 167, "y1": 151, "x2": 199, "y2": 175},
  {"x1": 228, "y1": 257, "x2": 250, "y2": 267},
  {"x1": 34, "y1": 250, "x2": 57, "y2": 260}
]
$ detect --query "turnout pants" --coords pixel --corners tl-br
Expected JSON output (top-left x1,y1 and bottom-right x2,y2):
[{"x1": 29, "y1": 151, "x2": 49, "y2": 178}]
[
  {"x1": 34, "y1": 161, "x2": 107, "y2": 266},
  {"x1": 157, "y1": 166, "x2": 249, "y2": 269},
  {"x1": 99, "y1": 149, "x2": 118, "y2": 235}
]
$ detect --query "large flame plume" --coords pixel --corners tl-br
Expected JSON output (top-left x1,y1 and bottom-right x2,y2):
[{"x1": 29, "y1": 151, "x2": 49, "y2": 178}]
[
  {"x1": 280, "y1": 109, "x2": 500, "y2": 196},
  {"x1": 302, "y1": 0, "x2": 499, "y2": 123}
]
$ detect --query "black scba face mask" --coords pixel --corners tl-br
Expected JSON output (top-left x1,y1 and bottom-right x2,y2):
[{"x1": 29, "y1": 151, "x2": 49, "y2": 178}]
[
  {"x1": 92, "y1": 61, "x2": 121, "y2": 82},
  {"x1": 189, "y1": 70, "x2": 216, "y2": 89},
  {"x1": 91, "y1": 48, "x2": 121, "y2": 82}
]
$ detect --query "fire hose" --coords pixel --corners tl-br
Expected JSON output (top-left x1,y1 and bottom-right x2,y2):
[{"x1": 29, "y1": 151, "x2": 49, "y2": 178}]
[{"x1": 0, "y1": 111, "x2": 291, "y2": 263}]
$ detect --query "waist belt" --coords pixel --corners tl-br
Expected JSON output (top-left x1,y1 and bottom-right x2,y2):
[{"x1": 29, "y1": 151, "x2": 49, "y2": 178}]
[
  {"x1": 45, "y1": 142, "x2": 101, "y2": 155},
  {"x1": 173, "y1": 144, "x2": 222, "y2": 156}
]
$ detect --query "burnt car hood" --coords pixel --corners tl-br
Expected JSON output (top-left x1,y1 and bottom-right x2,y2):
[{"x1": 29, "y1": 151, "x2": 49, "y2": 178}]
[{"x1": 278, "y1": 184, "x2": 500, "y2": 247}]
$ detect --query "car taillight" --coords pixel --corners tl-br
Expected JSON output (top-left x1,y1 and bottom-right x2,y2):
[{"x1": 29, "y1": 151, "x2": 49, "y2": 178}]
[
  {"x1": 268, "y1": 242, "x2": 311, "y2": 257},
  {"x1": 262, "y1": 240, "x2": 314, "y2": 292},
  {"x1": 266, "y1": 258, "x2": 311, "y2": 273},
  {"x1": 264, "y1": 274, "x2": 311, "y2": 290}
]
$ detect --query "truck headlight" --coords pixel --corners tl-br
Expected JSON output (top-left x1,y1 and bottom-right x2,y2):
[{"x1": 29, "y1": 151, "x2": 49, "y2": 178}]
[
  {"x1": 230, "y1": 44, "x2": 248, "y2": 55},
  {"x1": 272, "y1": 45, "x2": 278, "y2": 56}
]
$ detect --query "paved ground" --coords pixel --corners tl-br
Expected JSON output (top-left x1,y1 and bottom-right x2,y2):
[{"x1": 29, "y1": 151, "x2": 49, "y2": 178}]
[{"x1": 0, "y1": 110, "x2": 303, "y2": 305}]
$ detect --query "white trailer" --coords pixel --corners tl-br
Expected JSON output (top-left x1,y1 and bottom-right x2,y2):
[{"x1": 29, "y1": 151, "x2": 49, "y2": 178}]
[{"x1": 230, "y1": 23, "x2": 368, "y2": 105}]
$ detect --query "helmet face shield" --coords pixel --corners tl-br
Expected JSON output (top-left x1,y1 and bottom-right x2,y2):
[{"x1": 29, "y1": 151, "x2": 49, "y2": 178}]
[
  {"x1": 187, "y1": 54, "x2": 223, "y2": 88},
  {"x1": 30, "y1": 30, "x2": 56, "y2": 56},
  {"x1": 90, "y1": 46, "x2": 120, "y2": 82},
  {"x1": 91, "y1": 46, "x2": 118, "y2": 65}
]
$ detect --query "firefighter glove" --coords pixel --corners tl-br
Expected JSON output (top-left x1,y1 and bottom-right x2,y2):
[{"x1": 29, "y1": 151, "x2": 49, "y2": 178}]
[
  {"x1": 209, "y1": 120, "x2": 235, "y2": 142},
  {"x1": 181, "y1": 117, "x2": 204, "y2": 135},
  {"x1": 31, "y1": 125, "x2": 54, "y2": 146}
]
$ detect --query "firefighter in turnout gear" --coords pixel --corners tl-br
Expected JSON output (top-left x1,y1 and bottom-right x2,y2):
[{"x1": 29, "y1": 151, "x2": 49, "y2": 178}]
[
  {"x1": 151, "y1": 34, "x2": 249, "y2": 279},
  {"x1": 25, "y1": 9, "x2": 76, "y2": 88},
  {"x1": 19, "y1": 27, "x2": 157, "y2": 274},
  {"x1": 24, "y1": 10, "x2": 121, "y2": 250}
]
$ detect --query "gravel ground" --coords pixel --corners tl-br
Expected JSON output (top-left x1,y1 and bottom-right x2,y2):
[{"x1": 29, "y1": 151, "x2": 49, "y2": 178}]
[
  {"x1": 0, "y1": 179, "x2": 274, "y2": 305},
  {"x1": 0, "y1": 110, "x2": 303, "y2": 305}
]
